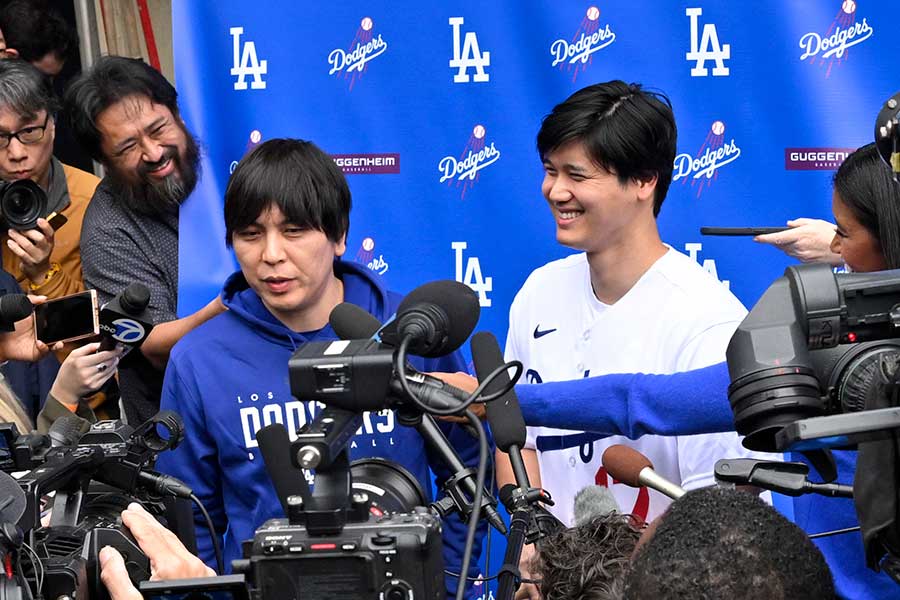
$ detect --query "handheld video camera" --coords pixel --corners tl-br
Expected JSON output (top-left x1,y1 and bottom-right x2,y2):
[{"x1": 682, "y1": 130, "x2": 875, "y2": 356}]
[{"x1": 0, "y1": 412, "x2": 193, "y2": 600}]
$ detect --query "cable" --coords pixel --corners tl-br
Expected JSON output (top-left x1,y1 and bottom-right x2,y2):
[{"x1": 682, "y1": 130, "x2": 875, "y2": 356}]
[
  {"x1": 455, "y1": 409, "x2": 489, "y2": 600},
  {"x1": 808, "y1": 526, "x2": 861, "y2": 539},
  {"x1": 395, "y1": 336, "x2": 523, "y2": 415},
  {"x1": 21, "y1": 541, "x2": 44, "y2": 599},
  {"x1": 190, "y1": 493, "x2": 224, "y2": 575}
]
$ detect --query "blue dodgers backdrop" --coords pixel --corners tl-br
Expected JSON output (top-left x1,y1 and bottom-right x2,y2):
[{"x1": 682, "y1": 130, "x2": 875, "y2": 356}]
[{"x1": 172, "y1": 2, "x2": 898, "y2": 597}]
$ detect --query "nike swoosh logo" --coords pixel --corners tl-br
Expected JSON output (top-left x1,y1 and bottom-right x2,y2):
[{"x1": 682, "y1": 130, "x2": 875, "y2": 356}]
[{"x1": 533, "y1": 325, "x2": 557, "y2": 339}]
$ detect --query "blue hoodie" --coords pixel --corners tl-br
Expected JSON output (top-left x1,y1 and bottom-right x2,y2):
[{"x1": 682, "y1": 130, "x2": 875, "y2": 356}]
[
  {"x1": 156, "y1": 262, "x2": 486, "y2": 599},
  {"x1": 515, "y1": 364, "x2": 898, "y2": 598}
]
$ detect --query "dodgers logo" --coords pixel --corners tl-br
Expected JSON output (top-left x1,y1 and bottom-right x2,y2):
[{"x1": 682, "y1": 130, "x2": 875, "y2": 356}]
[
  {"x1": 550, "y1": 6, "x2": 616, "y2": 82},
  {"x1": 799, "y1": 1, "x2": 873, "y2": 77},
  {"x1": 438, "y1": 125, "x2": 501, "y2": 199},
  {"x1": 328, "y1": 17, "x2": 388, "y2": 90},
  {"x1": 230, "y1": 27, "x2": 267, "y2": 90},
  {"x1": 356, "y1": 237, "x2": 390, "y2": 275},
  {"x1": 449, "y1": 17, "x2": 490, "y2": 83},
  {"x1": 685, "y1": 7, "x2": 730, "y2": 77},
  {"x1": 111, "y1": 318, "x2": 145, "y2": 343},
  {"x1": 673, "y1": 120, "x2": 742, "y2": 198}
]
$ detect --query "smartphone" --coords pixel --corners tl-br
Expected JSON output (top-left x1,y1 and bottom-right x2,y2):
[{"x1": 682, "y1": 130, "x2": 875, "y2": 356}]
[
  {"x1": 700, "y1": 227, "x2": 790, "y2": 236},
  {"x1": 33, "y1": 289, "x2": 99, "y2": 344}
]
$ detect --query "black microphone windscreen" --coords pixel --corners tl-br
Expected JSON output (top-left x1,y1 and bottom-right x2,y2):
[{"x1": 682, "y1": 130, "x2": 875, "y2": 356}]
[
  {"x1": 48, "y1": 413, "x2": 89, "y2": 447},
  {"x1": 120, "y1": 283, "x2": 151, "y2": 314},
  {"x1": 573, "y1": 485, "x2": 621, "y2": 527},
  {"x1": 471, "y1": 331, "x2": 526, "y2": 451},
  {"x1": 498, "y1": 482, "x2": 517, "y2": 509},
  {"x1": 396, "y1": 280, "x2": 480, "y2": 356},
  {"x1": 256, "y1": 423, "x2": 310, "y2": 514},
  {"x1": 329, "y1": 302, "x2": 381, "y2": 340},
  {"x1": 0, "y1": 293, "x2": 32, "y2": 326}
]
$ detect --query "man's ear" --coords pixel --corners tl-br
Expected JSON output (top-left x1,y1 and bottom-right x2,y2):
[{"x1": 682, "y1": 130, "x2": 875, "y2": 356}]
[
  {"x1": 635, "y1": 174, "x2": 659, "y2": 203},
  {"x1": 334, "y1": 233, "x2": 347, "y2": 258}
]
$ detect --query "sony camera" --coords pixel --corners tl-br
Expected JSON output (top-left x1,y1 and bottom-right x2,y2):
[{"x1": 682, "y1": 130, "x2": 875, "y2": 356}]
[{"x1": 0, "y1": 179, "x2": 47, "y2": 230}]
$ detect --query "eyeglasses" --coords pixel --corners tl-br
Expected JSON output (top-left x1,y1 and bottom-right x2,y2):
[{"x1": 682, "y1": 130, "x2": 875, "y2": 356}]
[{"x1": 0, "y1": 114, "x2": 50, "y2": 150}]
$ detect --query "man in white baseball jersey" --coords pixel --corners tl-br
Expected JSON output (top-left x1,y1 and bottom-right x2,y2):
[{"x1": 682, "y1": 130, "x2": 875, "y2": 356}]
[{"x1": 498, "y1": 80, "x2": 765, "y2": 599}]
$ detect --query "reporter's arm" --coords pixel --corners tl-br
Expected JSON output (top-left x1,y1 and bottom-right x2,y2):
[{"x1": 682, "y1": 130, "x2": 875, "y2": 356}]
[
  {"x1": 754, "y1": 218, "x2": 842, "y2": 265},
  {"x1": 514, "y1": 362, "x2": 734, "y2": 438},
  {"x1": 139, "y1": 296, "x2": 226, "y2": 370}
]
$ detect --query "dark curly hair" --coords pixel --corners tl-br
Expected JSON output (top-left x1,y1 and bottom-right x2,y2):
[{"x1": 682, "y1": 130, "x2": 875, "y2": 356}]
[{"x1": 530, "y1": 512, "x2": 642, "y2": 600}]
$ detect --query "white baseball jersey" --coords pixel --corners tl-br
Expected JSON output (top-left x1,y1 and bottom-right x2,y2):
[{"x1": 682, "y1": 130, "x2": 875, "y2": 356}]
[{"x1": 508, "y1": 248, "x2": 766, "y2": 525}]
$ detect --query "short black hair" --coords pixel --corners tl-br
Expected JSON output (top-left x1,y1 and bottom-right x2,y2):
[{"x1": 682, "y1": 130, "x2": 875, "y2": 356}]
[
  {"x1": 64, "y1": 56, "x2": 179, "y2": 162},
  {"x1": 0, "y1": 58, "x2": 59, "y2": 120},
  {"x1": 537, "y1": 80, "x2": 677, "y2": 217},
  {"x1": 0, "y1": 0, "x2": 76, "y2": 63},
  {"x1": 623, "y1": 488, "x2": 835, "y2": 600},
  {"x1": 833, "y1": 143, "x2": 900, "y2": 269},
  {"x1": 224, "y1": 138, "x2": 351, "y2": 246},
  {"x1": 531, "y1": 512, "x2": 641, "y2": 600}
]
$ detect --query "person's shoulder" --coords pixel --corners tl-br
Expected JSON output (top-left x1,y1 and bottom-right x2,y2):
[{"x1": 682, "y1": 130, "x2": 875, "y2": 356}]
[
  {"x1": 652, "y1": 248, "x2": 746, "y2": 316},
  {"x1": 518, "y1": 253, "x2": 586, "y2": 296},
  {"x1": 61, "y1": 163, "x2": 100, "y2": 198},
  {"x1": 171, "y1": 309, "x2": 236, "y2": 360}
]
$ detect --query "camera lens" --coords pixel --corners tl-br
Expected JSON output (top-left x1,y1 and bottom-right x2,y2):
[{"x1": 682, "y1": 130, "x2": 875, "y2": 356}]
[{"x1": 0, "y1": 180, "x2": 47, "y2": 230}]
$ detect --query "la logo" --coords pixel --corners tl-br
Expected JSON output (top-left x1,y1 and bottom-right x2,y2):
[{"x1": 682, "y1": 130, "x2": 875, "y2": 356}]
[
  {"x1": 230, "y1": 27, "x2": 268, "y2": 90},
  {"x1": 449, "y1": 17, "x2": 490, "y2": 83},
  {"x1": 685, "y1": 8, "x2": 730, "y2": 77}
]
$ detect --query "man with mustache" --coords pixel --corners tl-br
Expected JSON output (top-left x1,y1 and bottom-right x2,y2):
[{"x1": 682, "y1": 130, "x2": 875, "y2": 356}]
[{"x1": 65, "y1": 57, "x2": 224, "y2": 424}]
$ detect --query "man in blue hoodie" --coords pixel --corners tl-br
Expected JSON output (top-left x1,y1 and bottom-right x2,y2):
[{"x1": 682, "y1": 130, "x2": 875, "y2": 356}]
[{"x1": 156, "y1": 138, "x2": 485, "y2": 599}]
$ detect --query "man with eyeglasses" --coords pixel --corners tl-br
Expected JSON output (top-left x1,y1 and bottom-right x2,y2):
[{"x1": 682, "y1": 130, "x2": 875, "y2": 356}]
[{"x1": 0, "y1": 58, "x2": 96, "y2": 297}]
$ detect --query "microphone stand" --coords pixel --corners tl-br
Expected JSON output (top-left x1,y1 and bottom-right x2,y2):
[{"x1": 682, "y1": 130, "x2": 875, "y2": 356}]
[{"x1": 396, "y1": 409, "x2": 507, "y2": 535}]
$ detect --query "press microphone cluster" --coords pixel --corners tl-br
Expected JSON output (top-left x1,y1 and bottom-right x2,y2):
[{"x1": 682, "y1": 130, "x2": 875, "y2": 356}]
[
  {"x1": 602, "y1": 444, "x2": 687, "y2": 500},
  {"x1": 98, "y1": 283, "x2": 155, "y2": 353}
]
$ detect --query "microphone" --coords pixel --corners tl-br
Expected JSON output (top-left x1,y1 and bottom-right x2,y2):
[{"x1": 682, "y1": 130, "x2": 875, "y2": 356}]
[
  {"x1": 257, "y1": 423, "x2": 312, "y2": 514},
  {"x1": 573, "y1": 485, "x2": 621, "y2": 527},
  {"x1": 380, "y1": 280, "x2": 480, "y2": 357},
  {"x1": 136, "y1": 471, "x2": 193, "y2": 499},
  {"x1": 327, "y1": 302, "x2": 506, "y2": 534},
  {"x1": 602, "y1": 444, "x2": 686, "y2": 500},
  {"x1": 98, "y1": 283, "x2": 155, "y2": 353},
  {"x1": 0, "y1": 293, "x2": 32, "y2": 332},
  {"x1": 328, "y1": 302, "x2": 471, "y2": 411},
  {"x1": 499, "y1": 483, "x2": 564, "y2": 543}
]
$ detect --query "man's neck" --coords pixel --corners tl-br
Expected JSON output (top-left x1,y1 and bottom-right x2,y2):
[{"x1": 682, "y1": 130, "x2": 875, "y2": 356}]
[{"x1": 585, "y1": 226, "x2": 667, "y2": 305}]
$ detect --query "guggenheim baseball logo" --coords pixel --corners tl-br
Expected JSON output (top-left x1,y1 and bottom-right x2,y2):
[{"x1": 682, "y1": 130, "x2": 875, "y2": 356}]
[
  {"x1": 799, "y1": 1, "x2": 873, "y2": 77},
  {"x1": 550, "y1": 6, "x2": 616, "y2": 82},
  {"x1": 328, "y1": 16, "x2": 388, "y2": 90},
  {"x1": 673, "y1": 120, "x2": 742, "y2": 198},
  {"x1": 438, "y1": 125, "x2": 501, "y2": 199}
]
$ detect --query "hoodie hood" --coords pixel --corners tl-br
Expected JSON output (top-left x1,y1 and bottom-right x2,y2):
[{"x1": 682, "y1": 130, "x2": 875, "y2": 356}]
[{"x1": 219, "y1": 260, "x2": 393, "y2": 348}]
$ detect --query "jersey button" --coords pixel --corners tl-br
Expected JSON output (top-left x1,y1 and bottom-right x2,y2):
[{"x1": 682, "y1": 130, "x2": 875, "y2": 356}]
[
  {"x1": 583, "y1": 330, "x2": 591, "y2": 340},
  {"x1": 576, "y1": 363, "x2": 585, "y2": 372}
]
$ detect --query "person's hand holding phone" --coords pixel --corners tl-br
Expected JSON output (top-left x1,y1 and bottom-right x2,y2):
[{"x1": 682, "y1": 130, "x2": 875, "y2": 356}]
[
  {"x1": 49, "y1": 341, "x2": 124, "y2": 408},
  {"x1": 0, "y1": 294, "x2": 57, "y2": 362}
]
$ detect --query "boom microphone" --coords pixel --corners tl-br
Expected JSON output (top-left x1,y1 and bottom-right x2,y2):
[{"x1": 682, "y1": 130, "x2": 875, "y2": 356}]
[
  {"x1": 0, "y1": 293, "x2": 32, "y2": 332},
  {"x1": 98, "y1": 283, "x2": 155, "y2": 352},
  {"x1": 380, "y1": 280, "x2": 480, "y2": 357},
  {"x1": 602, "y1": 445, "x2": 686, "y2": 500}
]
